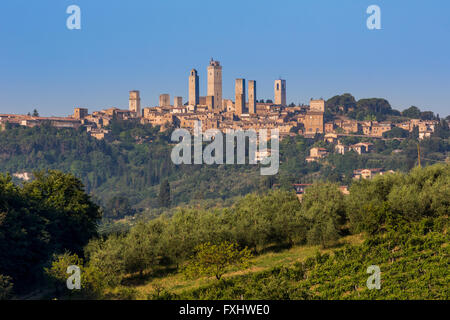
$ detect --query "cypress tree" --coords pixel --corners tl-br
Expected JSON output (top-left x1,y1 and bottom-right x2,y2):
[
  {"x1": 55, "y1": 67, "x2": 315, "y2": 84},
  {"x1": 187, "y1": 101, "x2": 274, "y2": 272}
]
[{"x1": 158, "y1": 179, "x2": 171, "y2": 208}]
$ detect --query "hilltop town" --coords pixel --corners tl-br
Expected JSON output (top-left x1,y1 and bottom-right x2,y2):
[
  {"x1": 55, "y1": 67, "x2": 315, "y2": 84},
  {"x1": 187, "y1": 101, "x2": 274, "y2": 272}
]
[
  {"x1": 2, "y1": 59, "x2": 447, "y2": 187},
  {"x1": 0, "y1": 59, "x2": 440, "y2": 142}
]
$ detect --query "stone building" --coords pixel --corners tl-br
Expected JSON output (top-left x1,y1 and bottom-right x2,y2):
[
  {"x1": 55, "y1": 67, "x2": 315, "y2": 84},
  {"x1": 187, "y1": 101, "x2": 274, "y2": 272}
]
[
  {"x1": 324, "y1": 122, "x2": 335, "y2": 133},
  {"x1": 189, "y1": 69, "x2": 199, "y2": 106},
  {"x1": 335, "y1": 142, "x2": 348, "y2": 155},
  {"x1": 303, "y1": 111, "x2": 324, "y2": 135},
  {"x1": 306, "y1": 147, "x2": 328, "y2": 162},
  {"x1": 142, "y1": 108, "x2": 176, "y2": 129},
  {"x1": 339, "y1": 120, "x2": 359, "y2": 133},
  {"x1": 349, "y1": 142, "x2": 374, "y2": 155},
  {"x1": 353, "y1": 168, "x2": 384, "y2": 180},
  {"x1": 206, "y1": 96, "x2": 215, "y2": 112},
  {"x1": 310, "y1": 99, "x2": 325, "y2": 112},
  {"x1": 73, "y1": 107, "x2": 88, "y2": 119},
  {"x1": 248, "y1": 80, "x2": 256, "y2": 114},
  {"x1": 129, "y1": 90, "x2": 141, "y2": 116},
  {"x1": 371, "y1": 122, "x2": 392, "y2": 137},
  {"x1": 159, "y1": 94, "x2": 170, "y2": 107},
  {"x1": 207, "y1": 58, "x2": 222, "y2": 110},
  {"x1": 223, "y1": 99, "x2": 234, "y2": 113},
  {"x1": 274, "y1": 79, "x2": 286, "y2": 106},
  {"x1": 235, "y1": 78, "x2": 246, "y2": 116},
  {"x1": 174, "y1": 96, "x2": 183, "y2": 108}
]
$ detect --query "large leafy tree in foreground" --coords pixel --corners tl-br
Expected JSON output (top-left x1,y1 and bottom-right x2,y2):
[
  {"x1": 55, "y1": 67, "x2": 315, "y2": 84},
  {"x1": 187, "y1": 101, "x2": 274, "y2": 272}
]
[
  {"x1": 0, "y1": 171, "x2": 101, "y2": 292},
  {"x1": 22, "y1": 170, "x2": 102, "y2": 254}
]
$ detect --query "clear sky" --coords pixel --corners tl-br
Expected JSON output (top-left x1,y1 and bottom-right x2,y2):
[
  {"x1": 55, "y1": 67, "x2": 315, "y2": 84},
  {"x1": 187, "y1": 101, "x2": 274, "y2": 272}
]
[{"x1": 0, "y1": 0, "x2": 449, "y2": 117}]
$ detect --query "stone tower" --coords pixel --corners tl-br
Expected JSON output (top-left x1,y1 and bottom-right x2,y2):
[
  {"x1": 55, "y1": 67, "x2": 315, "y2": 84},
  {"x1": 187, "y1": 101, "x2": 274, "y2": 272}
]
[
  {"x1": 310, "y1": 99, "x2": 325, "y2": 112},
  {"x1": 174, "y1": 96, "x2": 183, "y2": 108},
  {"x1": 248, "y1": 80, "x2": 256, "y2": 114},
  {"x1": 206, "y1": 96, "x2": 215, "y2": 112},
  {"x1": 129, "y1": 90, "x2": 141, "y2": 116},
  {"x1": 74, "y1": 107, "x2": 88, "y2": 119},
  {"x1": 159, "y1": 94, "x2": 170, "y2": 107},
  {"x1": 235, "y1": 78, "x2": 246, "y2": 116},
  {"x1": 274, "y1": 79, "x2": 286, "y2": 106},
  {"x1": 207, "y1": 58, "x2": 222, "y2": 110},
  {"x1": 189, "y1": 69, "x2": 199, "y2": 106}
]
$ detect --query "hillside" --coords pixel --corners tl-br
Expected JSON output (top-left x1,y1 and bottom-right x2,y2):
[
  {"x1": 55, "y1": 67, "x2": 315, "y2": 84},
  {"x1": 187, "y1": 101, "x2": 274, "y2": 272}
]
[
  {"x1": 127, "y1": 234, "x2": 364, "y2": 299},
  {"x1": 172, "y1": 222, "x2": 448, "y2": 300},
  {"x1": 0, "y1": 120, "x2": 447, "y2": 224},
  {"x1": 36, "y1": 164, "x2": 450, "y2": 300},
  {"x1": 1, "y1": 162, "x2": 448, "y2": 300}
]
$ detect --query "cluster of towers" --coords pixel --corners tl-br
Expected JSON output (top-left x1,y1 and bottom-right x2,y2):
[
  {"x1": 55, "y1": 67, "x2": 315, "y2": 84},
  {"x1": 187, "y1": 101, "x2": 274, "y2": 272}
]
[
  {"x1": 188, "y1": 58, "x2": 223, "y2": 112},
  {"x1": 128, "y1": 58, "x2": 287, "y2": 117},
  {"x1": 189, "y1": 59, "x2": 286, "y2": 116}
]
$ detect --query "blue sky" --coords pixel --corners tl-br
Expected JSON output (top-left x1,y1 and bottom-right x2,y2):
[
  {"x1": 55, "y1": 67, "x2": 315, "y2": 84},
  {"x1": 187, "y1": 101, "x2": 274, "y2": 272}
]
[{"x1": 0, "y1": 0, "x2": 449, "y2": 116}]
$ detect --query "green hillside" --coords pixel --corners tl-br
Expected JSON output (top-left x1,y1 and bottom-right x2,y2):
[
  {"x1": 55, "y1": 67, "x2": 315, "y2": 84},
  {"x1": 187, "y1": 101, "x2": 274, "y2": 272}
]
[
  {"x1": 44, "y1": 164, "x2": 450, "y2": 300},
  {"x1": 0, "y1": 121, "x2": 447, "y2": 220}
]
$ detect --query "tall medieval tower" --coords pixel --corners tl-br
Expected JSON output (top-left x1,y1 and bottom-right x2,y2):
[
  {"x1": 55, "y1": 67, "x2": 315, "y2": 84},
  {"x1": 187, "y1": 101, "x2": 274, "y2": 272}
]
[
  {"x1": 248, "y1": 80, "x2": 256, "y2": 114},
  {"x1": 235, "y1": 78, "x2": 246, "y2": 116},
  {"x1": 189, "y1": 69, "x2": 199, "y2": 106},
  {"x1": 129, "y1": 90, "x2": 141, "y2": 116},
  {"x1": 207, "y1": 58, "x2": 222, "y2": 110},
  {"x1": 274, "y1": 79, "x2": 286, "y2": 106}
]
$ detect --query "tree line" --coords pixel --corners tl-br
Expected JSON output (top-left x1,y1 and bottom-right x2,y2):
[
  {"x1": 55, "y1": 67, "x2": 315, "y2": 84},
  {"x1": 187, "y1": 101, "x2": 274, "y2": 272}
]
[{"x1": 10, "y1": 163, "x2": 444, "y2": 299}]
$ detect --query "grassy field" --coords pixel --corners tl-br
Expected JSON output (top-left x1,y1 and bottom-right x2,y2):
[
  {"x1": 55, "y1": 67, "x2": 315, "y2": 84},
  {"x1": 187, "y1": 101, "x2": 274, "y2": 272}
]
[{"x1": 124, "y1": 234, "x2": 365, "y2": 299}]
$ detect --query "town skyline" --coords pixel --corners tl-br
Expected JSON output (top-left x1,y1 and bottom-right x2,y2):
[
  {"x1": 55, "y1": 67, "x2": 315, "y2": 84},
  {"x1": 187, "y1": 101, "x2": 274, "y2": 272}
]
[
  {"x1": 1, "y1": 55, "x2": 449, "y2": 118},
  {"x1": 0, "y1": 1, "x2": 449, "y2": 117},
  {"x1": 1, "y1": 56, "x2": 440, "y2": 146}
]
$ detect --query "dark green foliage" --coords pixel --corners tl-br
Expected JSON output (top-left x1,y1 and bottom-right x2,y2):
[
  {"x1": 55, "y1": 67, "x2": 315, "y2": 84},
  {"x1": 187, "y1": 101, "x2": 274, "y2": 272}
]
[
  {"x1": 434, "y1": 119, "x2": 450, "y2": 139},
  {"x1": 326, "y1": 94, "x2": 400, "y2": 121},
  {"x1": 22, "y1": 170, "x2": 101, "y2": 254},
  {"x1": 45, "y1": 252, "x2": 107, "y2": 299},
  {"x1": 158, "y1": 179, "x2": 171, "y2": 208},
  {"x1": 346, "y1": 164, "x2": 449, "y2": 234},
  {"x1": 178, "y1": 217, "x2": 448, "y2": 300},
  {"x1": 104, "y1": 196, "x2": 134, "y2": 219},
  {"x1": 402, "y1": 106, "x2": 421, "y2": 119},
  {"x1": 326, "y1": 93, "x2": 357, "y2": 114},
  {"x1": 171, "y1": 165, "x2": 449, "y2": 300},
  {"x1": 382, "y1": 127, "x2": 409, "y2": 138},
  {"x1": 84, "y1": 190, "x2": 304, "y2": 280},
  {"x1": 0, "y1": 123, "x2": 263, "y2": 211},
  {"x1": 0, "y1": 171, "x2": 101, "y2": 292},
  {"x1": 143, "y1": 165, "x2": 450, "y2": 300},
  {"x1": 123, "y1": 220, "x2": 165, "y2": 276},
  {"x1": 352, "y1": 98, "x2": 393, "y2": 121},
  {"x1": 1, "y1": 120, "x2": 447, "y2": 216},
  {"x1": 300, "y1": 183, "x2": 346, "y2": 247},
  {"x1": 231, "y1": 190, "x2": 303, "y2": 251}
]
